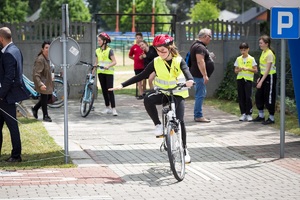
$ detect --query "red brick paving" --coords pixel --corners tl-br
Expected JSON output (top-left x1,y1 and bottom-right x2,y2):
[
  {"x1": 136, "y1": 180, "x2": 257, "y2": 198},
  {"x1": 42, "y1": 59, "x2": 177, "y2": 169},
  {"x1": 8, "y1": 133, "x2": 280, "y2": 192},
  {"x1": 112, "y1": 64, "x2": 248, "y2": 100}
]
[{"x1": 0, "y1": 167, "x2": 123, "y2": 186}]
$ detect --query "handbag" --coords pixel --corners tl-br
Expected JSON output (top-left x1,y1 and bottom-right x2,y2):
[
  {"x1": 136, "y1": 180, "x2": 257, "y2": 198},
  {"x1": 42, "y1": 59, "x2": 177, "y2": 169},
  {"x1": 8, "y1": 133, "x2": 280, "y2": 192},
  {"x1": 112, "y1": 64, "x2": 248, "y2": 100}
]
[{"x1": 47, "y1": 94, "x2": 56, "y2": 104}]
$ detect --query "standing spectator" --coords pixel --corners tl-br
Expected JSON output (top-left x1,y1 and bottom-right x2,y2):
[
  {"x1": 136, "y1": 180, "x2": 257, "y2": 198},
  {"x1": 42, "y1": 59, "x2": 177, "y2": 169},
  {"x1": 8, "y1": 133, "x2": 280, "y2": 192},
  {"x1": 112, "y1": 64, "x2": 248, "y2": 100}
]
[
  {"x1": 0, "y1": 27, "x2": 29, "y2": 162},
  {"x1": 234, "y1": 42, "x2": 258, "y2": 122},
  {"x1": 253, "y1": 35, "x2": 277, "y2": 125},
  {"x1": 31, "y1": 41, "x2": 53, "y2": 122},
  {"x1": 189, "y1": 28, "x2": 215, "y2": 123},
  {"x1": 139, "y1": 40, "x2": 158, "y2": 90},
  {"x1": 95, "y1": 32, "x2": 118, "y2": 116},
  {"x1": 128, "y1": 32, "x2": 145, "y2": 99}
]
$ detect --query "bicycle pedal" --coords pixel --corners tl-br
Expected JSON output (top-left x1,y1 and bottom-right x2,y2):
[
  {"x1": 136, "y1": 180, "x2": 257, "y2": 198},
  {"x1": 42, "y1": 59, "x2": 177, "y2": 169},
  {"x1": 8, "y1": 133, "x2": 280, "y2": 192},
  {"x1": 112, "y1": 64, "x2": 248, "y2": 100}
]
[
  {"x1": 185, "y1": 161, "x2": 191, "y2": 164},
  {"x1": 156, "y1": 135, "x2": 164, "y2": 138}
]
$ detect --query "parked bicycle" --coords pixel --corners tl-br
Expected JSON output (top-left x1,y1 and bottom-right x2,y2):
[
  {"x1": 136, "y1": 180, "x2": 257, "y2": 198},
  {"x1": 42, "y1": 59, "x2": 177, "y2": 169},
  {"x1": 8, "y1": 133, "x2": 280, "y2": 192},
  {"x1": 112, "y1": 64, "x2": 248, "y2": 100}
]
[
  {"x1": 157, "y1": 83, "x2": 189, "y2": 181},
  {"x1": 79, "y1": 61, "x2": 97, "y2": 117},
  {"x1": 16, "y1": 73, "x2": 70, "y2": 118}
]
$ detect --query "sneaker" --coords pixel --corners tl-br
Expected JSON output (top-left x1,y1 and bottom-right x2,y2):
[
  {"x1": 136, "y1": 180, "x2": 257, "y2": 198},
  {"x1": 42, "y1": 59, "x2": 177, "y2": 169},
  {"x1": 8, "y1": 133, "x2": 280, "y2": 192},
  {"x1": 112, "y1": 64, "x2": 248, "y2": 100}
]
[
  {"x1": 252, "y1": 115, "x2": 265, "y2": 122},
  {"x1": 101, "y1": 108, "x2": 112, "y2": 114},
  {"x1": 112, "y1": 108, "x2": 118, "y2": 116},
  {"x1": 239, "y1": 114, "x2": 246, "y2": 121},
  {"x1": 246, "y1": 115, "x2": 253, "y2": 122},
  {"x1": 31, "y1": 107, "x2": 38, "y2": 119},
  {"x1": 43, "y1": 115, "x2": 52, "y2": 122},
  {"x1": 154, "y1": 124, "x2": 163, "y2": 136},
  {"x1": 262, "y1": 118, "x2": 275, "y2": 125},
  {"x1": 185, "y1": 149, "x2": 191, "y2": 163}
]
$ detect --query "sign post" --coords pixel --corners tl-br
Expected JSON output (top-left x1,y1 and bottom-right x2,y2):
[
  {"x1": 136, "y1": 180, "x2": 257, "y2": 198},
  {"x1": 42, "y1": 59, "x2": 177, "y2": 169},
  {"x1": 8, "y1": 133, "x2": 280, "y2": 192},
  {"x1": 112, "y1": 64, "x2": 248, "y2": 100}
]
[
  {"x1": 271, "y1": 7, "x2": 300, "y2": 158},
  {"x1": 49, "y1": 4, "x2": 81, "y2": 164}
]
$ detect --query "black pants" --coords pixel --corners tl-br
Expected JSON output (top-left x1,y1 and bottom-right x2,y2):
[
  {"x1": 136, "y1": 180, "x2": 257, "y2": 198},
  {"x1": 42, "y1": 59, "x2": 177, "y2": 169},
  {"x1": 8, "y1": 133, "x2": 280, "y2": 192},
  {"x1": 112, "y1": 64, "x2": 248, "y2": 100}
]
[
  {"x1": 144, "y1": 92, "x2": 187, "y2": 148},
  {"x1": 98, "y1": 73, "x2": 116, "y2": 108},
  {"x1": 33, "y1": 93, "x2": 49, "y2": 117},
  {"x1": 0, "y1": 101, "x2": 22, "y2": 158},
  {"x1": 255, "y1": 74, "x2": 277, "y2": 115},
  {"x1": 237, "y1": 79, "x2": 253, "y2": 115}
]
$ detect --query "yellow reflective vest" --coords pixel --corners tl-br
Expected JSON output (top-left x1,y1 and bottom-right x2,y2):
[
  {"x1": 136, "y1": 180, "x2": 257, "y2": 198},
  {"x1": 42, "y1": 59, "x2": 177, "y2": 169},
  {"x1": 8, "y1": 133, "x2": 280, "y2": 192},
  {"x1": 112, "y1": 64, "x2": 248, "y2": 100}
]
[
  {"x1": 236, "y1": 55, "x2": 255, "y2": 82},
  {"x1": 259, "y1": 49, "x2": 276, "y2": 75},
  {"x1": 153, "y1": 56, "x2": 189, "y2": 98},
  {"x1": 95, "y1": 47, "x2": 114, "y2": 75}
]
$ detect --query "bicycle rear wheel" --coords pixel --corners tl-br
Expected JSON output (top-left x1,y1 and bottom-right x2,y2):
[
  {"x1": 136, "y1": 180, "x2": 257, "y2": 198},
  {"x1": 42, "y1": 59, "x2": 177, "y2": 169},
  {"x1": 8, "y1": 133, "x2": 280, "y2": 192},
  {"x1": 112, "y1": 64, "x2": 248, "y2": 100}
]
[
  {"x1": 48, "y1": 79, "x2": 65, "y2": 108},
  {"x1": 166, "y1": 122, "x2": 185, "y2": 181},
  {"x1": 80, "y1": 85, "x2": 94, "y2": 117}
]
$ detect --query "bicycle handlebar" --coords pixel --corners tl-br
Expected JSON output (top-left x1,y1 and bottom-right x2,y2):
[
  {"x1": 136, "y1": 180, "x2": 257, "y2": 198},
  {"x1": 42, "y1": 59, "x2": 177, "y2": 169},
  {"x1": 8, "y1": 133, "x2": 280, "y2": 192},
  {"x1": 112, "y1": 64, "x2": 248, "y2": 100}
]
[
  {"x1": 154, "y1": 82, "x2": 194, "y2": 93},
  {"x1": 80, "y1": 61, "x2": 104, "y2": 69}
]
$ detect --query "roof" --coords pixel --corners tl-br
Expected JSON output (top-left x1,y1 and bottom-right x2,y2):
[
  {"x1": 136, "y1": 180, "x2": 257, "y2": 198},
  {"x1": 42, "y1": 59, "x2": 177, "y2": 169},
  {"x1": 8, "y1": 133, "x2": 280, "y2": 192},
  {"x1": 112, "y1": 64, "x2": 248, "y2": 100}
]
[
  {"x1": 218, "y1": 10, "x2": 239, "y2": 22},
  {"x1": 233, "y1": 7, "x2": 267, "y2": 23},
  {"x1": 26, "y1": 8, "x2": 41, "y2": 22},
  {"x1": 252, "y1": 0, "x2": 300, "y2": 9}
]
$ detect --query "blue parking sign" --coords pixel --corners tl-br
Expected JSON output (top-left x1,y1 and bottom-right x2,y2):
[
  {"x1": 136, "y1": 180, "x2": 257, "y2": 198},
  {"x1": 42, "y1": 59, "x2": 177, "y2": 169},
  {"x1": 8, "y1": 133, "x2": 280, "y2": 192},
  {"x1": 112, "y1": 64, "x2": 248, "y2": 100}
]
[{"x1": 271, "y1": 7, "x2": 300, "y2": 39}]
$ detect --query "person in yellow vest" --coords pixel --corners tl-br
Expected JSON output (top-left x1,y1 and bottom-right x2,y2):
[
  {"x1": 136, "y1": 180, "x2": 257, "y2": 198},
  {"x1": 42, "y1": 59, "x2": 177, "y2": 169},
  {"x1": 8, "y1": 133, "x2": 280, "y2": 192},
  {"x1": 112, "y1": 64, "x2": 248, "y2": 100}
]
[
  {"x1": 252, "y1": 35, "x2": 277, "y2": 125},
  {"x1": 234, "y1": 42, "x2": 258, "y2": 122},
  {"x1": 109, "y1": 34, "x2": 194, "y2": 163},
  {"x1": 95, "y1": 32, "x2": 118, "y2": 116}
]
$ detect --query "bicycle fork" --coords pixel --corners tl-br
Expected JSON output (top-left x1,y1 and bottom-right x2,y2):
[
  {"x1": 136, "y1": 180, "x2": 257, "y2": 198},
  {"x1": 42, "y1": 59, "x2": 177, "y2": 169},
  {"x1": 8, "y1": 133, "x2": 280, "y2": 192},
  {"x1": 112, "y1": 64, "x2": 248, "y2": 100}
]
[{"x1": 160, "y1": 107, "x2": 180, "y2": 152}]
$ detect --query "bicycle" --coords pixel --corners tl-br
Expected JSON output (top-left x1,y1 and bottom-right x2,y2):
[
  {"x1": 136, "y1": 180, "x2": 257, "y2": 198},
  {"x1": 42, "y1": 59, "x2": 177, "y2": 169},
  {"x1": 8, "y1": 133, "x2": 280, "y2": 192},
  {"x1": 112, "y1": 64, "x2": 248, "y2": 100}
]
[
  {"x1": 156, "y1": 83, "x2": 188, "y2": 181},
  {"x1": 16, "y1": 73, "x2": 70, "y2": 118},
  {"x1": 79, "y1": 61, "x2": 97, "y2": 117}
]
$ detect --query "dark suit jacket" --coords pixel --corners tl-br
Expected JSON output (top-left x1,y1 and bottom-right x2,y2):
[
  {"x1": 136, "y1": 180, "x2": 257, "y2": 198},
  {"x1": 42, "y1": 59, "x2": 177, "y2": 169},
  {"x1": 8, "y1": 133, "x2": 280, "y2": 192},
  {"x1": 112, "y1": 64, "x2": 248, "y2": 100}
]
[{"x1": 0, "y1": 43, "x2": 29, "y2": 104}]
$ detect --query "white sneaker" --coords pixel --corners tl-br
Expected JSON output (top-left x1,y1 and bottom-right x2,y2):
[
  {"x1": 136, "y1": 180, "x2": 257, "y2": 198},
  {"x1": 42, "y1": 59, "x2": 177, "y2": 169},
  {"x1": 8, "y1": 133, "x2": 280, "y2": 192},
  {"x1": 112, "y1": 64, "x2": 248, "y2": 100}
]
[
  {"x1": 185, "y1": 149, "x2": 191, "y2": 163},
  {"x1": 101, "y1": 107, "x2": 112, "y2": 114},
  {"x1": 246, "y1": 115, "x2": 253, "y2": 122},
  {"x1": 154, "y1": 124, "x2": 163, "y2": 136},
  {"x1": 239, "y1": 114, "x2": 246, "y2": 121},
  {"x1": 112, "y1": 108, "x2": 118, "y2": 116}
]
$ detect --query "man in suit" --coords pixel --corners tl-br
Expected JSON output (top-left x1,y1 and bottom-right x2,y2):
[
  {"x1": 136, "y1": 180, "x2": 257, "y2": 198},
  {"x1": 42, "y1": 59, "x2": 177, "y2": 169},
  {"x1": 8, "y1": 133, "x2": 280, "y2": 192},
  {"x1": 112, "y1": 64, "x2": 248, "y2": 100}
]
[{"x1": 0, "y1": 27, "x2": 29, "y2": 162}]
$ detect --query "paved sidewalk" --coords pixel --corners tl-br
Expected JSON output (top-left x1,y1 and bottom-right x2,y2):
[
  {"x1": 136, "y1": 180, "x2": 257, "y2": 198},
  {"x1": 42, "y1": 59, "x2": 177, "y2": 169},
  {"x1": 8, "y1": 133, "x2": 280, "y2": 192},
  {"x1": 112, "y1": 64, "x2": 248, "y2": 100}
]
[{"x1": 0, "y1": 95, "x2": 300, "y2": 200}]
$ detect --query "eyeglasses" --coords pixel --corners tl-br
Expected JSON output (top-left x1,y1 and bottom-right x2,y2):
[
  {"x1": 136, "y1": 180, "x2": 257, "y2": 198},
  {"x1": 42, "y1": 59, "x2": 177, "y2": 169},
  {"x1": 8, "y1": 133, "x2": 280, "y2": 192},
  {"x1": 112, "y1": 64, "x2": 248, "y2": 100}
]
[{"x1": 207, "y1": 35, "x2": 212, "y2": 38}]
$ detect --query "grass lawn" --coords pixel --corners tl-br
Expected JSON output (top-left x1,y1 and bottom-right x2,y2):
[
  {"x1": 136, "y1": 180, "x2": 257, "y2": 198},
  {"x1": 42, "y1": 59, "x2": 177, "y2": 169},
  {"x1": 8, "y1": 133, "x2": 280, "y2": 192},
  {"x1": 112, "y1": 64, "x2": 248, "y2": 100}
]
[{"x1": 0, "y1": 117, "x2": 74, "y2": 170}]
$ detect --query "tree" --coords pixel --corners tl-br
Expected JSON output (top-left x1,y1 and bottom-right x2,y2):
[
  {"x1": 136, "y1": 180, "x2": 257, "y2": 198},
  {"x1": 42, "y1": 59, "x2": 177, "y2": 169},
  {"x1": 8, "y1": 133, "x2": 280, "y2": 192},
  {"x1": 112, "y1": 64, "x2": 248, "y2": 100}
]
[
  {"x1": 40, "y1": 0, "x2": 91, "y2": 22},
  {"x1": 188, "y1": 0, "x2": 219, "y2": 22},
  {"x1": 0, "y1": 0, "x2": 29, "y2": 23}
]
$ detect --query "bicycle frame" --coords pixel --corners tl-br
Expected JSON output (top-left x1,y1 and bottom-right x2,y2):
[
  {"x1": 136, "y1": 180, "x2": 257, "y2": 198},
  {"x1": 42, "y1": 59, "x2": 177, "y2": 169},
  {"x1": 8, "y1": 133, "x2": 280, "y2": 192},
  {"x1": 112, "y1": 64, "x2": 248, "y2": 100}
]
[
  {"x1": 23, "y1": 74, "x2": 39, "y2": 98},
  {"x1": 156, "y1": 83, "x2": 187, "y2": 181}
]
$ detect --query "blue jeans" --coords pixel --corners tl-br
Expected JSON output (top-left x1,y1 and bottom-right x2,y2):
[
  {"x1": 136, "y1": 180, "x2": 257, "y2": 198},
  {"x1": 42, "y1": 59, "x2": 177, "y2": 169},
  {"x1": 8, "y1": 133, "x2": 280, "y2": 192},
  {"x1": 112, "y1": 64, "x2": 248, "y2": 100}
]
[{"x1": 194, "y1": 77, "x2": 206, "y2": 118}]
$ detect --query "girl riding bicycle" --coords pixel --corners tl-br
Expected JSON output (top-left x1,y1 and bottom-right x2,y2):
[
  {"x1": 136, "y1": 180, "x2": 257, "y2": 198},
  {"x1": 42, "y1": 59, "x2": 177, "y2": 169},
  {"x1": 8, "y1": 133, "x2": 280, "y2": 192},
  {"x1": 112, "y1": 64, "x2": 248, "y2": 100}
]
[{"x1": 109, "y1": 34, "x2": 194, "y2": 163}]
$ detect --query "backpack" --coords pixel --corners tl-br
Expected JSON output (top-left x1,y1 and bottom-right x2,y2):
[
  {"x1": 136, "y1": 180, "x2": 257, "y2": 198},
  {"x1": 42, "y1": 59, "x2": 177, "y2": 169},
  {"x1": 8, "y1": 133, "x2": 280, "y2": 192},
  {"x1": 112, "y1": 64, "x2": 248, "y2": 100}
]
[
  {"x1": 185, "y1": 51, "x2": 191, "y2": 68},
  {"x1": 185, "y1": 41, "x2": 199, "y2": 68}
]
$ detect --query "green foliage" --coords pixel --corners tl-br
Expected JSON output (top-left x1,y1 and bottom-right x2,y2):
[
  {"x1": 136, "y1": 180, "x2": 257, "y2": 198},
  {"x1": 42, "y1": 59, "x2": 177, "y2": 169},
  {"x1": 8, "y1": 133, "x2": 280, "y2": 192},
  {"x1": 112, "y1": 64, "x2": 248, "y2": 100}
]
[
  {"x1": 215, "y1": 57, "x2": 238, "y2": 101},
  {"x1": 0, "y1": 0, "x2": 29, "y2": 23},
  {"x1": 120, "y1": 0, "x2": 172, "y2": 33},
  {"x1": 188, "y1": 0, "x2": 219, "y2": 22},
  {"x1": 40, "y1": 0, "x2": 91, "y2": 22}
]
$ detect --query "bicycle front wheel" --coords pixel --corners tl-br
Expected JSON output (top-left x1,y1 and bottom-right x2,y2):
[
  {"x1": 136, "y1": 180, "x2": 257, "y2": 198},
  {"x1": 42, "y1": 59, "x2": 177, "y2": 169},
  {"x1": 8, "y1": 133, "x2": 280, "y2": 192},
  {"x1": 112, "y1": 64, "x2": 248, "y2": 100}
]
[
  {"x1": 80, "y1": 85, "x2": 95, "y2": 117},
  {"x1": 166, "y1": 122, "x2": 185, "y2": 181}
]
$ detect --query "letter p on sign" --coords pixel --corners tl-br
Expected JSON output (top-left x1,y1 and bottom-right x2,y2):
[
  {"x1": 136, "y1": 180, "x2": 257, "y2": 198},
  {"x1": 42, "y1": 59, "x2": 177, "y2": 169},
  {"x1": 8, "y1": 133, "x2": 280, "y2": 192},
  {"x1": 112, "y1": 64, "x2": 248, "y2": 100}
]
[
  {"x1": 278, "y1": 12, "x2": 293, "y2": 34},
  {"x1": 271, "y1": 7, "x2": 300, "y2": 39}
]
